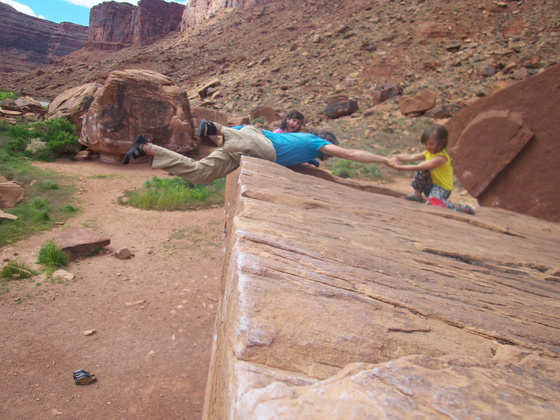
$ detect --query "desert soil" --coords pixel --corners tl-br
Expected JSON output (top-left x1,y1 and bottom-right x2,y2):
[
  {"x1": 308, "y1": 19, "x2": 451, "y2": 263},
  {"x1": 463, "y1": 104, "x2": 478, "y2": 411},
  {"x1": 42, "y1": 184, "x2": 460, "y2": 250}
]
[{"x1": 0, "y1": 159, "x2": 224, "y2": 420}]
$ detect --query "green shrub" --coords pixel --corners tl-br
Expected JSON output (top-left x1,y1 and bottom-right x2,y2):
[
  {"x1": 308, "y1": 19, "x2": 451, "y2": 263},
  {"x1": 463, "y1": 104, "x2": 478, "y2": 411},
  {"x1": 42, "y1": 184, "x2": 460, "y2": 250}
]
[
  {"x1": 0, "y1": 118, "x2": 9, "y2": 133},
  {"x1": 63, "y1": 204, "x2": 78, "y2": 214},
  {"x1": 3, "y1": 118, "x2": 79, "y2": 161},
  {"x1": 251, "y1": 117, "x2": 267, "y2": 126},
  {"x1": 0, "y1": 148, "x2": 78, "y2": 247},
  {"x1": 0, "y1": 89, "x2": 18, "y2": 102},
  {"x1": 332, "y1": 160, "x2": 383, "y2": 179},
  {"x1": 122, "y1": 176, "x2": 226, "y2": 210},
  {"x1": 0, "y1": 260, "x2": 38, "y2": 280},
  {"x1": 36, "y1": 180, "x2": 60, "y2": 190},
  {"x1": 31, "y1": 197, "x2": 49, "y2": 210},
  {"x1": 36, "y1": 240, "x2": 68, "y2": 269}
]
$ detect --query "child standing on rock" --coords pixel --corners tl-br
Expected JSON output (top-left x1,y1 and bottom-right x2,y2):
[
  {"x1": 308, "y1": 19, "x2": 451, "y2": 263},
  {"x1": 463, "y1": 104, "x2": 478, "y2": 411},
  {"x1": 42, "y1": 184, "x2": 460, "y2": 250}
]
[{"x1": 387, "y1": 124, "x2": 475, "y2": 215}]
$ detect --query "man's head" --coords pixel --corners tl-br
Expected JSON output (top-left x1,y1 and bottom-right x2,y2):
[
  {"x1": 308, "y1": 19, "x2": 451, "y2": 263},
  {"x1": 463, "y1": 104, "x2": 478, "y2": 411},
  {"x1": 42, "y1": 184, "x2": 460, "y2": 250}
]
[
  {"x1": 311, "y1": 130, "x2": 338, "y2": 145},
  {"x1": 310, "y1": 130, "x2": 339, "y2": 160}
]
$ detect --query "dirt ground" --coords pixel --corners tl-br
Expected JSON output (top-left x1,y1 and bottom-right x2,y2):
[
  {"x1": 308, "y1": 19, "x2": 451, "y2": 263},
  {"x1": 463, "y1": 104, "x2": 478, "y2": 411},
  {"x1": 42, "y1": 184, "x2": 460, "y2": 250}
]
[{"x1": 0, "y1": 159, "x2": 224, "y2": 420}]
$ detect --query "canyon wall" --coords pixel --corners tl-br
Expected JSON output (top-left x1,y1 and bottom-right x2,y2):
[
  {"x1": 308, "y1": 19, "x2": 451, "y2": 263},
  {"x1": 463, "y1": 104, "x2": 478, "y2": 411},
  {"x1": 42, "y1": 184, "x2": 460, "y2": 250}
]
[
  {"x1": 84, "y1": 0, "x2": 185, "y2": 51},
  {"x1": 180, "y1": 0, "x2": 281, "y2": 29},
  {"x1": 0, "y1": 2, "x2": 87, "y2": 73}
]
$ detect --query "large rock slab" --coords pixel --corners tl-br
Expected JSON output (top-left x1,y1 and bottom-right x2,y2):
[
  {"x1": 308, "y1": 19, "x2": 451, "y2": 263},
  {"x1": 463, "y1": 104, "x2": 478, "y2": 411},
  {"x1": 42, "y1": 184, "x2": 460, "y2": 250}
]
[
  {"x1": 48, "y1": 83, "x2": 103, "y2": 133},
  {"x1": 55, "y1": 227, "x2": 110, "y2": 260},
  {"x1": 80, "y1": 69, "x2": 196, "y2": 164},
  {"x1": 0, "y1": 181, "x2": 24, "y2": 208},
  {"x1": 204, "y1": 157, "x2": 560, "y2": 418},
  {"x1": 446, "y1": 64, "x2": 560, "y2": 223},
  {"x1": 399, "y1": 89, "x2": 437, "y2": 115}
]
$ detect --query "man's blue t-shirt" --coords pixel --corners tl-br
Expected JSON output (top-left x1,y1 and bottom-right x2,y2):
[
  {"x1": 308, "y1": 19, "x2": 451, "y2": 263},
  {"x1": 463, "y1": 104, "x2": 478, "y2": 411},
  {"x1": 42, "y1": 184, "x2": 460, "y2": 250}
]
[{"x1": 262, "y1": 131, "x2": 331, "y2": 166}]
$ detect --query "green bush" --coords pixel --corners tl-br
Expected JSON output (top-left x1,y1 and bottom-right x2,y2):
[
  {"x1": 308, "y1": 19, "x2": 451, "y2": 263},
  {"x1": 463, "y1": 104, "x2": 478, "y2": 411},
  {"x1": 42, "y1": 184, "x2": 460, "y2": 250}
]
[
  {"x1": 122, "y1": 176, "x2": 226, "y2": 210},
  {"x1": 36, "y1": 180, "x2": 60, "y2": 190},
  {"x1": 3, "y1": 118, "x2": 79, "y2": 161},
  {"x1": 331, "y1": 160, "x2": 383, "y2": 179},
  {"x1": 31, "y1": 197, "x2": 49, "y2": 210},
  {"x1": 0, "y1": 154, "x2": 79, "y2": 247},
  {"x1": 0, "y1": 89, "x2": 18, "y2": 102},
  {"x1": 251, "y1": 117, "x2": 267, "y2": 126},
  {"x1": 63, "y1": 204, "x2": 78, "y2": 214},
  {"x1": 36, "y1": 240, "x2": 68, "y2": 269}
]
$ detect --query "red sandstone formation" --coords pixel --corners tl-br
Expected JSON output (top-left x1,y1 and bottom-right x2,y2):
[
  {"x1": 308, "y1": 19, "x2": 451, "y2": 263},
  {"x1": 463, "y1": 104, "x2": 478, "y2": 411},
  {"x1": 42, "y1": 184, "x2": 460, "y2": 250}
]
[
  {"x1": 0, "y1": 2, "x2": 87, "y2": 73},
  {"x1": 85, "y1": 0, "x2": 185, "y2": 51},
  {"x1": 180, "y1": 0, "x2": 282, "y2": 29},
  {"x1": 80, "y1": 69, "x2": 196, "y2": 164},
  {"x1": 446, "y1": 64, "x2": 560, "y2": 223}
]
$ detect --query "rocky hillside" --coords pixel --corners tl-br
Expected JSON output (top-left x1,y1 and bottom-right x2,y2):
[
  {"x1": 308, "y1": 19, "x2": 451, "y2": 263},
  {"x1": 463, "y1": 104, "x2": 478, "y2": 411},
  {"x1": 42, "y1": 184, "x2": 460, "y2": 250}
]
[
  {"x1": 0, "y1": 2, "x2": 87, "y2": 73},
  {"x1": 1, "y1": 0, "x2": 558, "y2": 141}
]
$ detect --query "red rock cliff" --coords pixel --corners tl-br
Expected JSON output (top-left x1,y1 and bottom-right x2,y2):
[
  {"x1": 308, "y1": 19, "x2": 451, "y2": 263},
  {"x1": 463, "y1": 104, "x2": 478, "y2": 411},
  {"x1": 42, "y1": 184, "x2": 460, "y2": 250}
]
[
  {"x1": 0, "y1": 2, "x2": 87, "y2": 73},
  {"x1": 85, "y1": 0, "x2": 185, "y2": 51},
  {"x1": 180, "y1": 0, "x2": 281, "y2": 29}
]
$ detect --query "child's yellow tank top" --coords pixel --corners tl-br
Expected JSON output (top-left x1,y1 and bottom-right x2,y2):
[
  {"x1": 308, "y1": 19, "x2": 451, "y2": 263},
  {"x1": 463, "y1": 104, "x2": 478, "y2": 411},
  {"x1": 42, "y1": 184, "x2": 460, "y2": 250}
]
[{"x1": 425, "y1": 149, "x2": 454, "y2": 191}]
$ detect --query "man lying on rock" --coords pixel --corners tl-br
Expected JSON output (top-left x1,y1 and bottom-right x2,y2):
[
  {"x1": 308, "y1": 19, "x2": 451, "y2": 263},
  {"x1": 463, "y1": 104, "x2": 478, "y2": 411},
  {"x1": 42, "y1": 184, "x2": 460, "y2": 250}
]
[{"x1": 123, "y1": 119, "x2": 389, "y2": 183}]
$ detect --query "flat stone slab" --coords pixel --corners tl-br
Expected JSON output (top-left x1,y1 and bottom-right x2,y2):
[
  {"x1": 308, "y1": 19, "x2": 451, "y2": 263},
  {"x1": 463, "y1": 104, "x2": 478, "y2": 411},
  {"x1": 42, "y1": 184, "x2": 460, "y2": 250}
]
[
  {"x1": 204, "y1": 157, "x2": 560, "y2": 418},
  {"x1": 55, "y1": 226, "x2": 110, "y2": 259}
]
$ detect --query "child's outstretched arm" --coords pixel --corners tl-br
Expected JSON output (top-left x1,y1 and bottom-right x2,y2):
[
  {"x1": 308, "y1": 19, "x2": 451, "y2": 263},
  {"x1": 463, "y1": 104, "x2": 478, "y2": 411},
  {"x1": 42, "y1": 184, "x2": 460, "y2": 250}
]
[
  {"x1": 387, "y1": 155, "x2": 447, "y2": 172},
  {"x1": 392, "y1": 151, "x2": 425, "y2": 163}
]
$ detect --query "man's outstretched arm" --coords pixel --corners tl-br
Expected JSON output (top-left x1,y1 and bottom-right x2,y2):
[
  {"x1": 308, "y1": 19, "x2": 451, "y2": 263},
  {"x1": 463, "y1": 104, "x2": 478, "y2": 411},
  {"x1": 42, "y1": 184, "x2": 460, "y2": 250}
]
[{"x1": 319, "y1": 144, "x2": 389, "y2": 164}]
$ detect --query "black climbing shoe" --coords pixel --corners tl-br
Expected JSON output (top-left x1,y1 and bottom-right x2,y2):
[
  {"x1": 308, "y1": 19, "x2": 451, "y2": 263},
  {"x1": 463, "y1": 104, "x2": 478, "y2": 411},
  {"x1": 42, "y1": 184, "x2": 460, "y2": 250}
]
[
  {"x1": 197, "y1": 119, "x2": 217, "y2": 137},
  {"x1": 123, "y1": 135, "x2": 149, "y2": 164}
]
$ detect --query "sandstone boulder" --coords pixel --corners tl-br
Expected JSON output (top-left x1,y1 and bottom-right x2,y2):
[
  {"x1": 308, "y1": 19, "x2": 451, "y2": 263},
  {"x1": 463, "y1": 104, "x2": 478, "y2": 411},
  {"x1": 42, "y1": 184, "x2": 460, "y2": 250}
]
[
  {"x1": 198, "y1": 79, "x2": 222, "y2": 100},
  {"x1": 0, "y1": 182, "x2": 24, "y2": 208},
  {"x1": 1, "y1": 97, "x2": 47, "y2": 120},
  {"x1": 399, "y1": 89, "x2": 437, "y2": 115},
  {"x1": 55, "y1": 227, "x2": 110, "y2": 260},
  {"x1": 324, "y1": 95, "x2": 358, "y2": 119},
  {"x1": 48, "y1": 83, "x2": 103, "y2": 133},
  {"x1": 80, "y1": 69, "x2": 196, "y2": 164},
  {"x1": 205, "y1": 156, "x2": 560, "y2": 418},
  {"x1": 446, "y1": 64, "x2": 560, "y2": 222},
  {"x1": 15, "y1": 97, "x2": 47, "y2": 118},
  {"x1": 371, "y1": 83, "x2": 402, "y2": 105},
  {"x1": 0, "y1": 210, "x2": 17, "y2": 221},
  {"x1": 249, "y1": 106, "x2": 280, "y2": 125}
]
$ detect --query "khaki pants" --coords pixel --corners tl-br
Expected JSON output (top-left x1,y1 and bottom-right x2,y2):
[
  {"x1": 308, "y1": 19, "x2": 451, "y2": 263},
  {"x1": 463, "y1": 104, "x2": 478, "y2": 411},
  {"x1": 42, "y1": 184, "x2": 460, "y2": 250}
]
[{"x1": 151, "y1": 125, "x2": 276, "y2": 184}]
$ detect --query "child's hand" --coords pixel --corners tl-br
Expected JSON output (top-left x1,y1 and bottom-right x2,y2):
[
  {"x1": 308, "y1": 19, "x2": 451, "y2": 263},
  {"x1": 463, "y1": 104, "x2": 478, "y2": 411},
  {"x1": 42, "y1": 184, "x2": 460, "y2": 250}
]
[{"x1": 386, "y1": 156, "x2": 400, "y2": 169}]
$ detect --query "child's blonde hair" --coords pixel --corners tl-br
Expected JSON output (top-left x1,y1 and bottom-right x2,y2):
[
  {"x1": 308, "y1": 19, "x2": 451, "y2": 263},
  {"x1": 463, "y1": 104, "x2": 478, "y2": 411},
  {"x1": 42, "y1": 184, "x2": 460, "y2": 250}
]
[{"x1": 421, "y1": 124, "x2": 448, "y2": 153}]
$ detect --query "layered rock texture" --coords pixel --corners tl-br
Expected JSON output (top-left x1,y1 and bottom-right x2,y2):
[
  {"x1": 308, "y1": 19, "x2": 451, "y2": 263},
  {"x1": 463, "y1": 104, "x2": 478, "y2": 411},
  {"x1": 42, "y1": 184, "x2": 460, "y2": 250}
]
[
  {"x1": 0, "y1": 2, "x2": 87, "y2": 73},
  {"x1": 180, "y1": 0, "x2": 281, "y2": 29},
  {"x1": 205, "y1": 157, "x2": 560, "y2": 418},
  {"x1": 446, "y1": 64, "x2": 560, "y2": 223},
  {"x1": 85, "y1": 0, "x2": 185, "y2": 50},
  {"x1": 80, "y1": 69, "x2": 195, "y2": 164}
]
